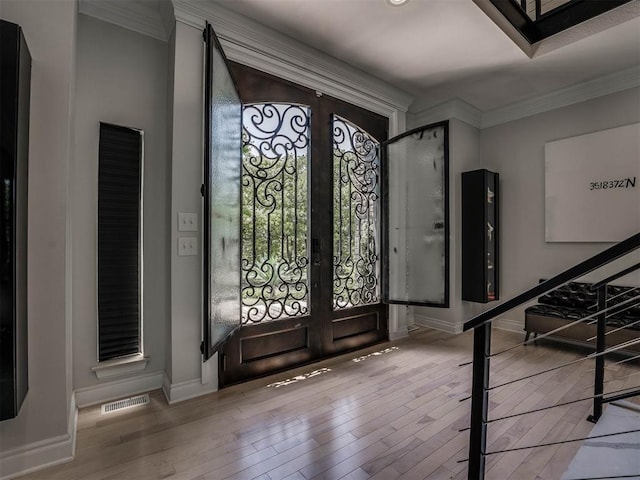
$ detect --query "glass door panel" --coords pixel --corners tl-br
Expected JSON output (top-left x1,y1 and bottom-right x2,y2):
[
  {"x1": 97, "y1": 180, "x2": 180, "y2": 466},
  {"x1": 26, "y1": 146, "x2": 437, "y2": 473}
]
[
  {"x1": 332, "y1": 115, "x2": 381, "y2": 310},
  {"x1": 383, "y1": 122, "x2": 449, "y2": 307},
  {"x1": 203, "y1": 23, "x2": 243, "y2": 359},
  {"x1": 241, "y1": 103, "x2": 311, "y2": 323}
]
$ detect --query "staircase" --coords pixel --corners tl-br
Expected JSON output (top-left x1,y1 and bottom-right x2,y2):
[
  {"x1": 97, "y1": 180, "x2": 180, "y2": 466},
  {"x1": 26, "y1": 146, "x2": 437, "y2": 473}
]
[
  {"x1": 463, "y1": 232, "x2": 640, "y2": 479},
  {"x1": 561, "y1": 401, "x2": 640, "y2": 479}
]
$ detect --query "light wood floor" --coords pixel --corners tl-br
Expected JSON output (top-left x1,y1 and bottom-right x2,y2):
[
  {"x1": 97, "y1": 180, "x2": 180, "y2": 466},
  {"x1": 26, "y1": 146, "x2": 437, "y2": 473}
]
[{"x1": 17, "y1": 327, "x2": 640, "y2": 480}]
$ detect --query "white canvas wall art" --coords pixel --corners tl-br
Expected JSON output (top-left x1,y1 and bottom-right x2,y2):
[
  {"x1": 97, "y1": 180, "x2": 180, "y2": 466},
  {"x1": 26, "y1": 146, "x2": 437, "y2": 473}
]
[{"x1": 545, "y1": 123, "x2": 640, "y2": 242}]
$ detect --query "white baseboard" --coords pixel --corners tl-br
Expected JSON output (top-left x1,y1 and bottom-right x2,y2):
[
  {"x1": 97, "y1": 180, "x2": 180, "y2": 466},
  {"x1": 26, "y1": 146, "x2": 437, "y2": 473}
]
[
  {"x1": 389, "y1": 326, "x2": 409, "y2": 341},
  {"x1": 74, "y1": 371, "x2": 164, "y2": 408},
  {"x1": 492, "y1": 317, "x2": 525, "y2": 334},
  {"x1": 414, "y1": 314, "x2": 463, "y2": 334},
  {"x1": 0, "y1": 394, "x2": 77, "y2": 480},
  {"x1": 162, "y1": 374, "x2": 218, "y2": 405}
]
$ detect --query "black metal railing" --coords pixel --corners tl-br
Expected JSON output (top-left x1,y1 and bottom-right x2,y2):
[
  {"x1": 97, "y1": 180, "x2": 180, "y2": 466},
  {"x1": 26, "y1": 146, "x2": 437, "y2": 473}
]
[
  {"x1": 463, "y1": 232, "x2": 640, "y2": 480},
  {"x1": 512, "y1": 0, "x2": 567, "y2": 21},
  {"x1": 491, "y1": 0, "x2": 634, "y2": 44}
]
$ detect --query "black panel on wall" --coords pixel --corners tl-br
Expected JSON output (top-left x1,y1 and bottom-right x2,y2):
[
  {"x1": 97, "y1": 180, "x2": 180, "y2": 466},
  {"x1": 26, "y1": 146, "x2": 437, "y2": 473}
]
[
  {"x1": 98, "y1": 123, "x2": 142, "y2": 362},
  {"x1": 0, "y1": 19, "x2": 31, "y2": 421},
  {"x1": 462, "y1": 169, "x2": 499, "y2": 303}
]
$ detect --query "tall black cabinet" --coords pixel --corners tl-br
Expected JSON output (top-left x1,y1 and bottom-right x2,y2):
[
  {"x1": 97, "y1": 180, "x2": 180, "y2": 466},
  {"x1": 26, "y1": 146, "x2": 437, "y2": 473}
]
[
  {"x1": 1, "y1": 19, "x2": 31, "y2": 421},
  {"x1": 462, "y1": 169, "x2": 498, "y2": 303}
]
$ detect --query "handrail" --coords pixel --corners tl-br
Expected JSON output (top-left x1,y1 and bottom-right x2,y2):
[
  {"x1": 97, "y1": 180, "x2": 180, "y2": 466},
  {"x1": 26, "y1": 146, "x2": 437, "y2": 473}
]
[
  {"x1": 463, "y1": 232, "x2": 640, "y2": 331},
  {"x1": 465, "y1": 232, "x2": 640, "y2": 479}
]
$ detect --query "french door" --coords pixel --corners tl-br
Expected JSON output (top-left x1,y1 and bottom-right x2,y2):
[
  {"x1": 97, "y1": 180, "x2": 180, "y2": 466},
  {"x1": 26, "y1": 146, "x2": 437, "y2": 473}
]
[
  {"x1": 217, "y1": 62, "x2": 388, "y2": 386},
  {"x1": 202, "y1": 24, "x2": 450, "y2": 387}
]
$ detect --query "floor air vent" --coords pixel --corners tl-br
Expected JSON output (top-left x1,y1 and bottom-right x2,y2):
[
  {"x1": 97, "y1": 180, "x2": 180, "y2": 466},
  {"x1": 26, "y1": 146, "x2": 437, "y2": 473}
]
[{"x1": 101, "y1": 393, "x2": 150, "y2": 414}]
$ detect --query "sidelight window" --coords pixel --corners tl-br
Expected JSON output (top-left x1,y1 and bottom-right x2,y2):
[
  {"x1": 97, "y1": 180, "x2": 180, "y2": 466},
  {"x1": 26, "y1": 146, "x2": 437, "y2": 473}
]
[{"x1": 97, "y1": 122, "x2": 143, "y2": 361}]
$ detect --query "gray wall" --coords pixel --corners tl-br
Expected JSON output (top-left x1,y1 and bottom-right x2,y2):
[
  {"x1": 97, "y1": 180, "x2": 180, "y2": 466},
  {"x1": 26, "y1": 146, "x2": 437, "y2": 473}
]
[
  {"x1": 166, "y1": 21, "x2": 218, "y2": 401},
  {"x1": 72, "y1": 15, "x2": 169, "y2": 391},
  {"x1": 0, "y1": 0, "x2": 76, "y2": 462},
  {"x1": 409, "y1": 88, "x2": 640, "y2": 333},
  {"x1": 481, "y1": 87, "x2": 640, "y2": 328}
]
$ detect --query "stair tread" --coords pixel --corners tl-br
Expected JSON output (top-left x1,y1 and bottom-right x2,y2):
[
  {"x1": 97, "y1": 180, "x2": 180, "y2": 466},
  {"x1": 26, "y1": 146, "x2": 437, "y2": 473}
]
[{"x1": 562, "y1": 403, "x2": 640, "y2": 480}]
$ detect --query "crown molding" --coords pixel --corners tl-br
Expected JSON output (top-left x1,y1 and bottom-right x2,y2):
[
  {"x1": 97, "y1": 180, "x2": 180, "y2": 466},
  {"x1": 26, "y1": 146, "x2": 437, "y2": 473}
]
[
  {"x1": 481, "y1": 65, "x2": 640, "y2": 128},
  {"x1": 409, "y1": 98, "x2": 482, "y2": 129},
  {"x1": 159, "y1": 0, "x2": 176, "y2": 38},
  {"x1": 78, "y1": 0, "x2": 411, "y2": 134},
  {"x1": 410, "y1": 65, "x2": 640, "y2": 130},
  {"x1": 79, "y1": 0, "x2": 169, "y2": 42},
  {"x1": 172, "y1": 0, "x2": 414, "y2": 122},
  {"x1": 79, "y1": 0, "x2": 637, "y2": 132},
  {"x1": 172, "y1": 0, "x2": 205, "y2": 29}
]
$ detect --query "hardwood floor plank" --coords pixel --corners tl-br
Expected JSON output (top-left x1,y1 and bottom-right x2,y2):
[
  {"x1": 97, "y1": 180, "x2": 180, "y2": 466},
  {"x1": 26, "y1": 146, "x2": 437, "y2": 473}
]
[
  {"x1": 301, "y1": 426, "x2": 397, "y2": 479},
  {"x1": 359, "y1": 437, "x2": 423, "y2": 476},
  {"x1": 265, "y1": 432, "x2": 359, "y2": 480},
  {"x1": 308, "y1": 438, "x2": 393, "y2": 480},
  {"x1": 220, "y1": 439, "x2": 320, "y2": 480},
  {"x1": 15, "y1": 327, "x2": 639, "y2": 480},
  {"x1": 367, "y1": 465, "x2": 402, "y2": 480},
  {"x1": 399, "y1": 427, "x2": 467, "y2": 478},
  {"x1": 277, "y1": 472, "x2": 307, "y2": 480}
]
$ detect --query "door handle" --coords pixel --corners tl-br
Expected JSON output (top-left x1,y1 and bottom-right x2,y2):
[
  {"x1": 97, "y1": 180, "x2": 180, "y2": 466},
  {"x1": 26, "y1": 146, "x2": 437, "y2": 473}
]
[{"x1": 312, "y1": 238, "x2": 321, "y2": 265}]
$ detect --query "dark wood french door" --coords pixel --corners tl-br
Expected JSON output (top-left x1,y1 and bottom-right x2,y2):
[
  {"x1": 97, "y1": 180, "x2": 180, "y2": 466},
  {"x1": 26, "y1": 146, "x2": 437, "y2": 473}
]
[
  {"x1": 218, "y1": 63, "x2": 389, "y2": 386},
  {"x1": 203, "y1": 25, "x2": 450, "y2": 387}
]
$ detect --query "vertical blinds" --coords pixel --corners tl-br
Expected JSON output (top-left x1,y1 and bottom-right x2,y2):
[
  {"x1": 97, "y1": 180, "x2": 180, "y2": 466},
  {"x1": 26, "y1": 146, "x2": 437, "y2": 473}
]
[{"x1": 97, "y1": 123, "x2": 142, "y2": 362}]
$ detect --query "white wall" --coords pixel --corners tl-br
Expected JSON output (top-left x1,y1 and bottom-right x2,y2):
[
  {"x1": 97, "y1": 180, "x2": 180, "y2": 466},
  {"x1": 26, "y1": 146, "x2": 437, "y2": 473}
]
[
  {"x1": 164, "y1": 21, "x2": 218, "y2": 403},
  {"x1": 481, "y1": 87, "x2": 640, "y2": 330},
  {"x1": 0, "y1": 0, "x2": 76, "y2": 476},
  {"x1": 407, "y1": 88, "x2": 640, "y2": 334},
  {"x1": 72, "y1": 15, "x2": 169, "y2": 399}
]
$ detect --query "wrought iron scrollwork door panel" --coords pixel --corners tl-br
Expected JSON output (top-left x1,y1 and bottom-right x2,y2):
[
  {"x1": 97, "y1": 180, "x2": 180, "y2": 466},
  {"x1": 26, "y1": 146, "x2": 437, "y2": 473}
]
[
  {"x1": 241, "y1": 103, "x2": 310, "y2": 324},
  {"x1": 318, "y1": 95, "x2": 388, "y2": 358},
  {"x1": 332, "y1": 115, "x2": 381, "y2": 310}
]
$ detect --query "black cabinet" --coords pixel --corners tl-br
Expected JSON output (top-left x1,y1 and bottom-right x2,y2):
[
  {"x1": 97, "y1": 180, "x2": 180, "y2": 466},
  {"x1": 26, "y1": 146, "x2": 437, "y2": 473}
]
[
  {"x1": 1, "y1": 19, "x2": 31, "y2": 421},
  {"x1": 462, "y1": 169, "x2": 498, "y2": 303}
]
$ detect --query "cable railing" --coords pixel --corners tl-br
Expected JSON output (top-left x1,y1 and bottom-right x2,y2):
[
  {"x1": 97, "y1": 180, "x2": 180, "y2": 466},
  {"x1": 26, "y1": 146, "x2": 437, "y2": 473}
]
[{"x1": 462, "y1": 232, "x2": 640, "y2": 479}]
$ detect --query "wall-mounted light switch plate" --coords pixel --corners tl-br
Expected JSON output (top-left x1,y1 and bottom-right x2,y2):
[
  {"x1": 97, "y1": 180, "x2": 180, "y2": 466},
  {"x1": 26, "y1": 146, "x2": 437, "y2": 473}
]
[
  {"x1": 178, "y1": 212, "x2": 198, "y2": 232},
  {"x1": 178, "y1": 237, "x2": 198, "y2": 256}
]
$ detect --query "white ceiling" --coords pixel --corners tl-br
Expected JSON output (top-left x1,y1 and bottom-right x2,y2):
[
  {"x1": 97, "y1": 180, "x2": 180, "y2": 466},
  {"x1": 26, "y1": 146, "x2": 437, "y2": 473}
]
[{"x1": 210, "y1": 0, "x2": 640, "y2": 112}]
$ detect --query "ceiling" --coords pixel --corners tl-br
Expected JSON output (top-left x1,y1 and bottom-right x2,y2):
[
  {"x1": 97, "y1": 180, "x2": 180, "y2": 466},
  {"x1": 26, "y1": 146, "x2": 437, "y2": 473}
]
[{"x1": 210, "y1": 0, "x2": 640, "y2": 113}]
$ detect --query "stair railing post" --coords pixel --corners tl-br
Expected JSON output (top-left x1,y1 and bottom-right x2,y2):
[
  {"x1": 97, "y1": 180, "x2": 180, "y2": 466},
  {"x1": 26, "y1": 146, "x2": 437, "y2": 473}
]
[
  {"x1": 588, "y1": 284, "x2": 607, "y2": 423},
  {"x1": 468, "y1": 321, "x2": 492, "y2": 480}
]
